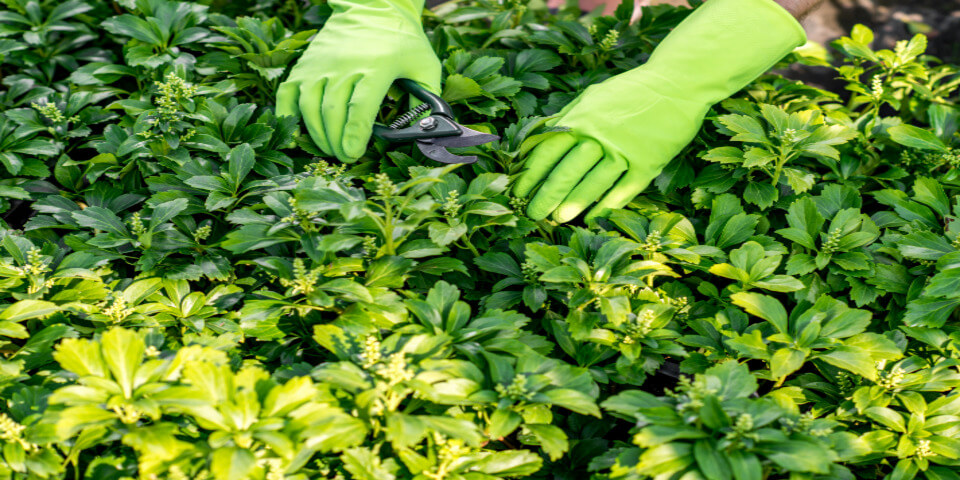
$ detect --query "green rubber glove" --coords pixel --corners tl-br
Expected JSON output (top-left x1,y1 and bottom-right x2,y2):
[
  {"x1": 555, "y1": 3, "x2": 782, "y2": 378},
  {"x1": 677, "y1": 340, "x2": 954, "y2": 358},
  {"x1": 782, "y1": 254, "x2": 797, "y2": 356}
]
[
  {"x1": 514, "y1": 0, "x2": 806, "y2": 223},
  {"x1": 276, "y1": 0, "x2": 441, "y2": 162}
]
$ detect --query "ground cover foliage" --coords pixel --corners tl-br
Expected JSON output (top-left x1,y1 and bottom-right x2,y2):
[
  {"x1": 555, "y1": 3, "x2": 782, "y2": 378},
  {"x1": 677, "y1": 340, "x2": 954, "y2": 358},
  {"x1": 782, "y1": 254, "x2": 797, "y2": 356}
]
[{"x1": 0, "y1": 0, "x2": 959, "y2": 478}]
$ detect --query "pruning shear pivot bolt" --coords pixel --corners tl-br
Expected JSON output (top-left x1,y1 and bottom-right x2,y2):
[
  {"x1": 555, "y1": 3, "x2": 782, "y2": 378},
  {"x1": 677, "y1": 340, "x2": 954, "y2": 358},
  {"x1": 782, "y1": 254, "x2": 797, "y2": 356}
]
[{"x1": 372, "y1": 79, "x2": 498, "y2": 164}]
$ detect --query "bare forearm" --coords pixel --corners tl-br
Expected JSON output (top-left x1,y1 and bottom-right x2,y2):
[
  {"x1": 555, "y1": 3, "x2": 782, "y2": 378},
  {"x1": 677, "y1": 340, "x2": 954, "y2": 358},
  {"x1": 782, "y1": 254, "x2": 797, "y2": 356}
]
[{"x1": 774, "y1": 0, "x2": 824, "y2": 19}]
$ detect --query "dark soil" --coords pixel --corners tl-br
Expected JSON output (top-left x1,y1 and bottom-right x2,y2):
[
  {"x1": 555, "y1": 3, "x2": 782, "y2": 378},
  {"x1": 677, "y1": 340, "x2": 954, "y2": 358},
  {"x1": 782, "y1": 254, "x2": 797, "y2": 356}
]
[
  {"x1": 814, "y1": 0, "x2": 960, "y2": 60},
  {"x1": 786, "y1": 0, "x2": 960, "y2": 91}
]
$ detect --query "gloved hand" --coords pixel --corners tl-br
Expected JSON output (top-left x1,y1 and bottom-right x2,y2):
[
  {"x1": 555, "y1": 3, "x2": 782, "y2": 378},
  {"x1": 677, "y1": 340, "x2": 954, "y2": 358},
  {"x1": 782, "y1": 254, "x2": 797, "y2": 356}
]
[
  {"x1": 276, "y1": 0, "x2": 441, "y2": 162},
  {"x1": 514, "y1": 0, "x2": 806, "y2": 223}
]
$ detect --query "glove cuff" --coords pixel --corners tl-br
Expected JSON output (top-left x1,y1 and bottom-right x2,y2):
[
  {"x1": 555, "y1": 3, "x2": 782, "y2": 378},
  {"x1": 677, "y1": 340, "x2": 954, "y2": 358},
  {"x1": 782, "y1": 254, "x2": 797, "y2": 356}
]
[
  {"x1": 640, "y1": 0, "x2": 806, "y2": 105},
  {"x1": 327, "y1": 0, "x2": 427, "y2": 28}
]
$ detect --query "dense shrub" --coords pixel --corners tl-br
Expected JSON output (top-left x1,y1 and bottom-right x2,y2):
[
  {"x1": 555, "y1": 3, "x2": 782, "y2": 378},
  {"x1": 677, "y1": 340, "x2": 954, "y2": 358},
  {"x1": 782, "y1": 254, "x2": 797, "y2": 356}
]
[{"x1": 0, "y1": 0, "x2": 959, "y2": 479}]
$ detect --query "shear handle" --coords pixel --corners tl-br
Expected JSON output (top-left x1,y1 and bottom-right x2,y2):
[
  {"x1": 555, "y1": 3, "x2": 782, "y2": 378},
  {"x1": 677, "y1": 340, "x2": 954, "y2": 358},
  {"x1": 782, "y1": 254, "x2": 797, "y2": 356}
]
[{"x1": 396, "y1": 78, "x2": 454, "y2": 119}]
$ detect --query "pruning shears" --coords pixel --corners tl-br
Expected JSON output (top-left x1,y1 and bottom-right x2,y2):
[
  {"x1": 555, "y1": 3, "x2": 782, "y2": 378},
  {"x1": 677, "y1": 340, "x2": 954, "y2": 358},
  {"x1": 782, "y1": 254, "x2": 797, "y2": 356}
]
[{"x1": 372, "y1": 78, "x2": 499, "y2": 164}]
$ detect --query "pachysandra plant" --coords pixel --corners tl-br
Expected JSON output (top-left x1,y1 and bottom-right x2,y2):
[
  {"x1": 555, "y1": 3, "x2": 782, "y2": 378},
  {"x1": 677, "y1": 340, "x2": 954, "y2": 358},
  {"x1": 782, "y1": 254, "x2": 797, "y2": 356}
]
[{"x1": 0, "y1": 0, "x2": 959, "y2": 479}]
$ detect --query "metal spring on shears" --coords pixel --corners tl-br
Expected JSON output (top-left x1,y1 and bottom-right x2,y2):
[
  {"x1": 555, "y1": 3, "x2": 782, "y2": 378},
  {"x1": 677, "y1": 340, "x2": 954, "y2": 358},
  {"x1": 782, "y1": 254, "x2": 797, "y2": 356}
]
[{"x1": 388, "y1": 103, "x2": 431, "y2": 129}]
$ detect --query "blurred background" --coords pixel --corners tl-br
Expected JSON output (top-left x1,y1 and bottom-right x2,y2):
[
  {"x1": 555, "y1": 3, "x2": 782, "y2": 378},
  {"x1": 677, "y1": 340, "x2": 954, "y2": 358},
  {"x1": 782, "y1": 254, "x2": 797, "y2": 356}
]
[
  {"x1": 546, "y1": 0, "x2": 960, "y2": 61},
  {"x1": 788, "y1": 0, "x2": 958, "y2": 61}
]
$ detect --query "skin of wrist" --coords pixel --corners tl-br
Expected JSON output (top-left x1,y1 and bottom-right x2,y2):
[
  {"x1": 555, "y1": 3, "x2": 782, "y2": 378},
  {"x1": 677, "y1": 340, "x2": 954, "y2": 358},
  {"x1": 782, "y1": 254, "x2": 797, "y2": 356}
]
[{"x1": 773, "y1": 0, "x2": 824, "y2": 19}]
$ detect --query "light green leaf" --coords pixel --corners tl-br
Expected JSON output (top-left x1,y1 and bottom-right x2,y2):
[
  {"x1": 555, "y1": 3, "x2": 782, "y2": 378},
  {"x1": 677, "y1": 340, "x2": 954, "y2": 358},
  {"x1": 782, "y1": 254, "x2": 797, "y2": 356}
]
[
  {"x1": 703, "y1": 146, "x2": 743, "y2": 164},
  {"x1": 53, "y1": 338, "x2": 106, "y2": 378},
  {"x1": 211, "y1": 447, "x2": 255, "y2": 480},
  {"x1": 783, "y1": 168, "x2": 817, "y2": 194},
  {"x1": 100, "y1": 328, "x2": 145, "y2": 399},
  {"x1": 524, "y1": 424, "x2": 569, "y2": 461},
  {"x1": 636, "y1": 442, "x2": 693, "y2": 476},
  {"x1": 770, "y1": 348, "x2": 807, "y2": 380},
  {"x1": 0, "y1": 299, "x2": 59, "y2": 323}
]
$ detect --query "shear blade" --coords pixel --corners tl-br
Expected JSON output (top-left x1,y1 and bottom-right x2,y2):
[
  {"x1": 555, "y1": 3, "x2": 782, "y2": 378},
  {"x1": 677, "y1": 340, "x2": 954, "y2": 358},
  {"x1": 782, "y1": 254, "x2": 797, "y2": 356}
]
[
  {"x1": 416, "y1": 123, "x2": 499, "y2": 164},
  {"x1": 427, "y1": 125, "x2": 499, "y2": 148},
  {"x1": 417, "y1": 141, "x2": 477, "y2": 164}
]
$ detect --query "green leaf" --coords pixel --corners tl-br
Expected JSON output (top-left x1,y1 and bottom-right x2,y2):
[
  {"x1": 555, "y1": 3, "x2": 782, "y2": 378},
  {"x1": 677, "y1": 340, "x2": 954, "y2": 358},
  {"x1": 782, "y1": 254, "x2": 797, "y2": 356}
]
[
  {"x1": 636, "y1": 442, "x2": 693, "y2": 476},
  {"x1": 898, "y1": 231, "x2": 954, "y2": 260},
  {"x1": 730, "y1": 292, "x2": 788, "y2": 334},
  {"x1": 708, "y1": 361, "x2": 759, "y2": 399},
  {"x1": 475, "y1": 252, "x2": 521, "y2": 277},
  {"x1": 926, "y1": 268, "x2": 960, "y2": 298},
  {"x1": 752, "y1": 276, "x2": 805, "y2": 292},
  {"x1": 742, "y1": 148, "x2": 779, "y2": 169},
  {"x1": 427, "y1": 221, "x2": 467, "y2": 247},
  {"x1": 714, "y1": 213, "x2": 759, "y2": 250},
  {"x1": 708, "y1": 263, "x2": 749, "y2": 283},
  {"x1": 385, "y1": 413, "x2": 427, "y2": 449},
  {"x1": 102, "y1": 15, "x2": 162, "y2": 44},
  {"x1": 783, "y1": 168, "x2": 817, "y2": 194},
  {"x1": 761, "y1": 440, "x2": 836, "y2": 474},
  {"x1": 727, "y1": 451, "x2": 762, "y2": 480},
  {"x1": 779, "y1": 197, "x2": 824, "y2": 249},
  {"x1": 694, "y1": 439, "x2": 731, "y2": 480},
  {"x1": 341, "y1": 447, "x2": 397, "y2": 480},
  {"x1": 888, "y1": 459, "x2": 918, "y2": 480},
  {"x1": 227, "y1": 143, "x2": 255, "y2": 187},
  {"x1": 185, "y1": 175, "x2": 230, "y2": 193},
  {"x1": 719, "y1": 115, "x2": 769, "y2": 144},
  {"x1": 53, "y1": 338, "x2": 106, "y2": 378},
  {"x1": 541, "y1": 388, "x2": 600, "y2": 417},
  {"x1": 524, "y1": 424, "x2": 569, "y2": 461},
  {"x1": 488, "y1": 409, "x2": 522, "y2": 439},
  {"x1": 54, "y1": 405, "x2": 117, "y2": 439},
  {"x1": 888, "y1": 125, "x2": 949, "y2": 152},
  {"x1": 703, "y1": 146, "x2": 743, "y2": 165},
  {"x1": 0, "y1": 299, "x2": 59, "y2": 323},
  {"x1": 913, "y1": 177, "x2": 950, "y2": 217},
  {"x1": 422, "y1": 416, "x2": 483, "y2": 446},
  {"x1": 473, "y1": 450, "x2": 543, "y2": 476},
  {"x1": 262, "y1": 376, "x2": 316, "y2": 417},
  {"x1": 316, "y1": 234, "x2": 363, "y2": 252},
  {"x1": 818, "y1": 346, "x2": 875, "y2": 379},
  {"x1": 148, "y1": 198, "x2": 188, "y2": 231},
  {"x1": 770, "y1": 347, "x2": 807, "y2": 380},
  {"x1": 699, "y1": 395, "x2": 730, "y2": 430},
  {"x1": 100, "y1": 328, "x2": 144, "y2": 399},
  {"x1": 743, "y1": 182, "x2": 778, "y2": 209},
  {"x1": 864, "y1": 406, "x2": 906, "y2": 432},
  {"x1": 72, "y1": 207, "x2": 130, "y2": 237},
  {"x1": 442, "y1": 73, "x2": 486, "y2": 102},
  {"x1": 210, "y1": 447, "x2": 256, "y2": 480},
  {"x1": 123, "y1": 278, "x2": 163, "y2": 305},
  {"x1": 539, "y1": 265, "x2": 581, "y2": 283},
  {"x1": 904, "y1": 297, "x2": 960, "y2": 328}
]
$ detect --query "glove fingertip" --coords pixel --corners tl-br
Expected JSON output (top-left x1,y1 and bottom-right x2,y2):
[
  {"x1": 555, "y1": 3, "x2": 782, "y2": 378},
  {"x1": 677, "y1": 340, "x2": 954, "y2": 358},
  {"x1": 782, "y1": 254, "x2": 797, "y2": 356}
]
[
  {"x1": 276, "y1": 82, "x2": 301, "y2": 117},
  {"x1": 525, "y1": 202, "x2": 550, "y2": 221},
  {"x1": 584, "y1": 205, "x2": 612, "y2": 223},
  {"x1": 512, "y1": 175, "x2": 536, "y2": 198},
  {"x1": 553, "y1": 204, "x2": 583, "y2": 224},
  {"x1": 342, "y1": 135, "x2": 368, "y2": 162}
]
